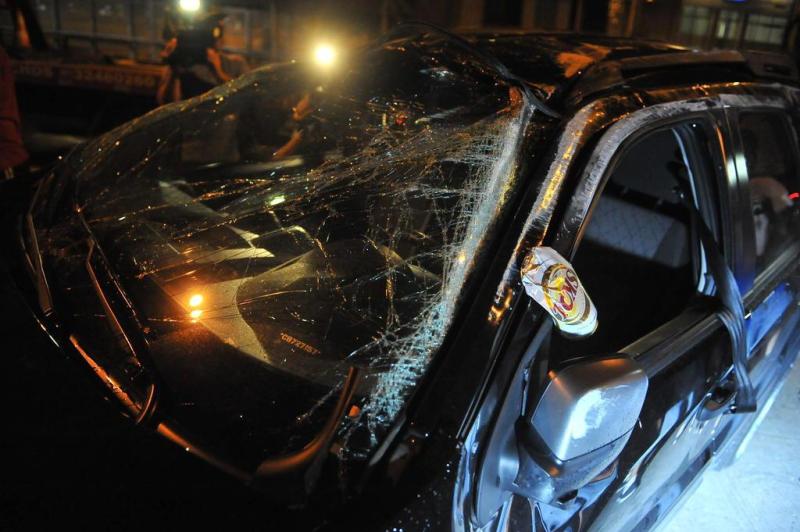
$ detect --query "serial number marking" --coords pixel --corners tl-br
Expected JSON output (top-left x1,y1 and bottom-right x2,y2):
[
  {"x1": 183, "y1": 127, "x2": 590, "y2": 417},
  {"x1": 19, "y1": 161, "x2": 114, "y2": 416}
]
[{"x1": 279, "y1": 332, "x2": 321, "y2": 356}]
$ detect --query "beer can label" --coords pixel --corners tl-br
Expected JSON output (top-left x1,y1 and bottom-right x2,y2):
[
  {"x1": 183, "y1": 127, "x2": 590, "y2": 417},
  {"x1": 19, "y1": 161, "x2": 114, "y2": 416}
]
[{"x1": 520, "y1": 247, "x2": 598, "y2": 337}]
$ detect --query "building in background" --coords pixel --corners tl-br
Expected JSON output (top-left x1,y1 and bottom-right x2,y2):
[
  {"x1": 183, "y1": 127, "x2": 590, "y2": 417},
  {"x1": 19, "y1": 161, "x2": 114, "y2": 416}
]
[
  {"x1": 1, "y1": 0, "x2": 797, "y2": 68},
  {"x1": 1, "y1": 0, "x2": 797, "y2": 166},
  {"x1": 455, "y1": 0, "x2": 797, "y2": 52}
]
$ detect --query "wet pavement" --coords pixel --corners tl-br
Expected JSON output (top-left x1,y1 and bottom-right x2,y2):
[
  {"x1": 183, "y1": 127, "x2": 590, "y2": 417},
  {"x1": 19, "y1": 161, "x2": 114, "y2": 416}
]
[{"x1": 665, "y1": 359, "x2": 800, "y2": 532}]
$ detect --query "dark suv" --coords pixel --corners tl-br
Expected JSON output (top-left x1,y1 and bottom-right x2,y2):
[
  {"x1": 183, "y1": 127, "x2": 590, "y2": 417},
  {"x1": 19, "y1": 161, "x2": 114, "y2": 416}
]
[{"x1": 15, "y1": 29, "x2": 800, "y2": 531}]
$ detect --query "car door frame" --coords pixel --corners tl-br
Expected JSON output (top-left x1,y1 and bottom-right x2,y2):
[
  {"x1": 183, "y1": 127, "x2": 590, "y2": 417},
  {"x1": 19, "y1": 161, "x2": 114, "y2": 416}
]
[
  {"x1": 723, "y1": 99, "x2": 800, "y2": 297},
  {"x1": 462, "y1": 86, "x2": 795, "y2": 532},
  {"x1": 538, "y1": 92, "x2": 800, "y2": 530},
  {"x1": 535, "y1": 105, "x2": 741, "y2": 531},
  {"x1": 711, "y1": 100, "x2": 800, "y2": 464}
]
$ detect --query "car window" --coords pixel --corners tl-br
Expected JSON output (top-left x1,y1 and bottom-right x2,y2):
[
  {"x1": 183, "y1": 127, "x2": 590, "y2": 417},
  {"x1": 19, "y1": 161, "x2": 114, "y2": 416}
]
[
  {"x1": 555, "y1": 122, "x2": 719, "y2": 357},
  {"x1": 739, "y1": 112, "x2": 800, "y2": 275}
]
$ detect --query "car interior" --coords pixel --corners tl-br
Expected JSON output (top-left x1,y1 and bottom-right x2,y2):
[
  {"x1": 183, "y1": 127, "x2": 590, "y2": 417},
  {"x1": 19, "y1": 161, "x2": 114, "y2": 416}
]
[
  {"x1": 739, "y1": 112, "x2": 800, "y2": 272},
  {"x1": 553, "y1": 128, "x2": 698, "y2": 358}
]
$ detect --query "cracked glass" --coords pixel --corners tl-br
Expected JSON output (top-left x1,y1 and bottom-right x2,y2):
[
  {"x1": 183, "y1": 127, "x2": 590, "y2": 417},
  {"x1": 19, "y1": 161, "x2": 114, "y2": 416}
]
[{"x1": 39, "y1": 37, "x2": 530, "y2": 475}]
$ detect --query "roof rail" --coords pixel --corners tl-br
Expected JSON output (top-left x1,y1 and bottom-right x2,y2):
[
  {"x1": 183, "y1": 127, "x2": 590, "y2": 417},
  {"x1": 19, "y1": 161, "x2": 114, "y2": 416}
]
[
  {"x1": 569, "y1": 49, "x2": 798, "y2": 107},
  {"x1": 618, "y1": 50, "x2": 745, "y2": 75},
  {"x1": 740, "y1": 50, "x2": 799, "y2": 81}
]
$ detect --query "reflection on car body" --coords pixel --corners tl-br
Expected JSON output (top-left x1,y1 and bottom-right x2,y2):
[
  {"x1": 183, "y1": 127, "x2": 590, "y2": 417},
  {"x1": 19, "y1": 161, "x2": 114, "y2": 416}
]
[{"x1": 15, "y1": 28, "x2": 800, "y2": 531}]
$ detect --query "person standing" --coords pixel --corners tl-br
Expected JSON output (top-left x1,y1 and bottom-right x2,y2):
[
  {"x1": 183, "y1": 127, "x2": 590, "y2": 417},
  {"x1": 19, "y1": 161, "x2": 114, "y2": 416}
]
[
  {"x1": 157, "y1": 14, "x2": 249, "y2": 105},
  {"x1": 0, "y1": 46, "x2": 28, "y2": 179}
]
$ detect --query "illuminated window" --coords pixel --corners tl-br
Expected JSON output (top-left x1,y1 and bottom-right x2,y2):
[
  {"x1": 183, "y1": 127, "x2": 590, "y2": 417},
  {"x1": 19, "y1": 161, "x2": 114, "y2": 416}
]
[
  {"x1": 679, "y1": 5, "x2": 712, "y2": 46},
  {"x1": 715, "y1": 9, "x2": 743, "y2": 44},
  {"x1": 744, "y1": 14, "x2": 787, "y2": 47}
]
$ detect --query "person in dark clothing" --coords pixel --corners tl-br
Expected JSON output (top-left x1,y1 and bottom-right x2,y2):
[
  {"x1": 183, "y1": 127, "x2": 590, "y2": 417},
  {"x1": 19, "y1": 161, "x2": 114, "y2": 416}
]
[
  {"x1": 272, "y1": 92, "x2": 330, "y2": 168},
  {"x1": 0, "y1": 46, "x2": 28, "y2": 179},
  {"x1": 157, "y1": 14, "x2": 249, "y2": 104}
]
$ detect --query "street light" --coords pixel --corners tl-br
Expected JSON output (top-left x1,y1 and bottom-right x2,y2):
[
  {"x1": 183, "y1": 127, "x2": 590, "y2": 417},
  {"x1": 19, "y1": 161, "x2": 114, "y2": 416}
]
[
  {"x1": 178, "y1": 0, "x2": 202, "y2": 13},
  {"x1": 313, "y1": 43, "x2": 337, "y2": 68}
]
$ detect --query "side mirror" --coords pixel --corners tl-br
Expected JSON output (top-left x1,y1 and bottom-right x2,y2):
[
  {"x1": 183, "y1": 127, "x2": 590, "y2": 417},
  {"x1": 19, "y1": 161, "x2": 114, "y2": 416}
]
[
  {"x1": 472, "y1": 248, "x2": 642, "y2": 526},
  {"x1": 513, "y1": 355, "x2": 648, "y2": 503}
]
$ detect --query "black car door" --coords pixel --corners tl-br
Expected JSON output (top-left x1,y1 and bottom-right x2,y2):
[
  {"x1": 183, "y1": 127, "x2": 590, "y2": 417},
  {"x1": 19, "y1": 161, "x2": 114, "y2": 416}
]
[
  {"x1": 709, "y1": 107, "x2": 800, "y2": 465},
  {"x1": 523, "y1": 114, "x2": 750, "y2": 532}
]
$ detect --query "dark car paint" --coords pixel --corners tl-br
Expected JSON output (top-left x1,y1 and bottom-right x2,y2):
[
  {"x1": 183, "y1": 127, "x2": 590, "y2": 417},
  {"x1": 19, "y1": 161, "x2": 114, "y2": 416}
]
[
  {"x1": 12, "y1": 33, "x2": 800, "y2": 531},
  {"x1": 453, "y1": 84, "x2": 800, "y2": 530},
  {"x1": 328, "y1": 76, "x2": 800, "y2": 530}
]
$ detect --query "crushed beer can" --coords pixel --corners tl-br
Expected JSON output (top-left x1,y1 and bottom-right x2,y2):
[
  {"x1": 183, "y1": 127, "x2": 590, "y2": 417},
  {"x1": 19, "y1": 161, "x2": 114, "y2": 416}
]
[{"x1": 520, "y1": 246, "x2": 598, "y2": 337}]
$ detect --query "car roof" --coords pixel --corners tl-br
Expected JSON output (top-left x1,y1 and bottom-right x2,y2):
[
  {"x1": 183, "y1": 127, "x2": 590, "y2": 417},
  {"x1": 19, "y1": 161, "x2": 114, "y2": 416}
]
[
  {"x1": 461, "y1": 31, "x2": 798, "y2": 111},
  {"x1": 471, "y1": 32, "x2": 686, "y2": 88}
]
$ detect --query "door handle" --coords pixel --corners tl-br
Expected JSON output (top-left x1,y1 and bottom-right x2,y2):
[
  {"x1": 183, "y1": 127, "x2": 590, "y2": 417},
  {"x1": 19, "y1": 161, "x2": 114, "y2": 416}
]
[{"x1": 698, "y1": 381, "x2": 736, "y2": 421}]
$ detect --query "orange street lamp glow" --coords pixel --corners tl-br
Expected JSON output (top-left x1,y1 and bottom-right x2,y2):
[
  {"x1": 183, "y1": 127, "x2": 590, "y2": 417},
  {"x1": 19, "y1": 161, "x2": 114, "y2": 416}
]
[
  {"x1": 178, "y1": 0, "x2": 201, "y2": 13},
  {"x1": 313, "y1": 44, "x2": 337, "y2": 67},
  {"x1": 188, "y1": 294, "x2": 204, "y2": 308}
]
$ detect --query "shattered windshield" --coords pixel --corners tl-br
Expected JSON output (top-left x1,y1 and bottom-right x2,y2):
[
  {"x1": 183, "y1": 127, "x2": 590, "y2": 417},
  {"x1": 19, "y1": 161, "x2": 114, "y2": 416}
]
[{"x1": 59, "y1": 37, "x2": 528, "y2": 469}]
